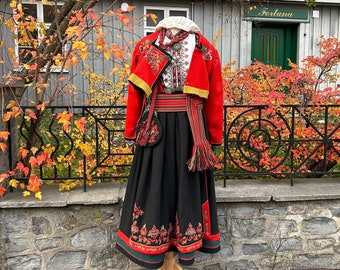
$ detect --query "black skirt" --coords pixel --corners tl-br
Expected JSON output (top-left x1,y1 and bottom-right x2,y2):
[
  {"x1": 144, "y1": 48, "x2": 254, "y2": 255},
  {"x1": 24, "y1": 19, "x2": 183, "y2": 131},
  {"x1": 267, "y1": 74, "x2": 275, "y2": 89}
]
[{"x1": 116, "y1": 111, "x2": 220, "y2": 269}]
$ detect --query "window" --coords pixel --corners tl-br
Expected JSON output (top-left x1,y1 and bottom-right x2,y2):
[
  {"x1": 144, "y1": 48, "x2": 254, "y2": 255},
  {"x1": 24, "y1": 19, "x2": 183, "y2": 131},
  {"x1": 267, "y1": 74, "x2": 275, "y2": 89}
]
[
  {"x1": 144, "y1": 6, "x2": 190, "y2": 35},
  {"x1": 17, "y1": 2, "x2": 63, "y2": 64}
]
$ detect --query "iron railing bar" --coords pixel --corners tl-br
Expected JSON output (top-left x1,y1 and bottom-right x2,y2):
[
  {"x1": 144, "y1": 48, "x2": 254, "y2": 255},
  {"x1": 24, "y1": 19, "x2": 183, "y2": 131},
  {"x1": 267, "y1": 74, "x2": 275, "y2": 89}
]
[
  {"x1": 289, "y1": 106, "x2": 295, "y2": 185},
  {"x1": 223, "y1": 106, "x2": 228, "y2": 187},
  {"x1": 6, "y1": 104, "x2": 339, "y2": 188},
  {"x1": 82, "y1": 107, "x2": 87, "y2": 192}
]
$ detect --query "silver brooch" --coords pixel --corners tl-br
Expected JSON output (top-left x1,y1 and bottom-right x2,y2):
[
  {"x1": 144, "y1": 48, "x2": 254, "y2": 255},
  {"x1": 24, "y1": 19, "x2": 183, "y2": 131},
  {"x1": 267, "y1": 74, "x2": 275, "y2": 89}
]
[{"x1": 171, "y1": 43, "x2": 182, "y2": 51}]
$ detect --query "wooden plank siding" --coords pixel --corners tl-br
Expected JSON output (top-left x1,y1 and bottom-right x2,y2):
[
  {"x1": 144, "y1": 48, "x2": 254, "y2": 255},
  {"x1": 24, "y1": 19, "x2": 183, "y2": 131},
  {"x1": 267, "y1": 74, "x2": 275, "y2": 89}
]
[{"x1": 0, "y1": 0, "x2": 339, "y2": 106}]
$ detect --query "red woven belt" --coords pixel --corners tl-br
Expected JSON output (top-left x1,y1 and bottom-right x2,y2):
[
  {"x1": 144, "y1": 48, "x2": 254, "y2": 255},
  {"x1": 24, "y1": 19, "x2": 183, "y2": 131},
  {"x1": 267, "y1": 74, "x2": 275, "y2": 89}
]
[{"x1": 154, "y1": 93, "x2": 218, "y2": 172}]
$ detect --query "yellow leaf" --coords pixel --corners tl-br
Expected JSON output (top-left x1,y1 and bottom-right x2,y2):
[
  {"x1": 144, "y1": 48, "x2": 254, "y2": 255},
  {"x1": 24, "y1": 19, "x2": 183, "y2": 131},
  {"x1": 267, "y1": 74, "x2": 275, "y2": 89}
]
[
  {"x1": 150, "y1": 13, "x2": 158, "y2": 25},
  {"x1": 42, "y1": 0, "x2": 52, "y2": 5},
  {"x1": 110, "y1": 67, "x2": 118, "y2": 75},
  {"x1": 104, "y1": 51, "x2": 111, "y2": 60},
  {"x1": 80, "y1": 48, "x2": 87, "y2": 60},
  {"x1": 23, "y1": 191, "x2": 31, "y2": 197},
  {"x1": 35, "y1": 191, "x2": 42, "y2": 200},
  {"x1": 31, "y1": 147, "x2": 39, "y2": 155},
  {"x1": 17, "y1": 3, "x2": 22, "y2": 12},
  {"x1": 7, "y1": 47, "x2": 15, "y2": 58},
  {"x1": 9, "y1": 179, "x2": 19, "y2": 188},
  {"x1": 6, "y1": 19, "x2": 15, "y2": 31},
  {"x1": 10, "y1": 1, "x2": 17, "y2": 8},
  {"x1": 73, "y1": 40, "x2": 85, "y2": 49}
]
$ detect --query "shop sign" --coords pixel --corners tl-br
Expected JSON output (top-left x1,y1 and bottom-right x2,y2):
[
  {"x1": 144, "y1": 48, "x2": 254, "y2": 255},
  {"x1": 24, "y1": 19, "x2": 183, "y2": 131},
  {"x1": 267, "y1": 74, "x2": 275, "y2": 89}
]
[{"x1": 247, "y1": 5, "x2": 309, "y2": 21}]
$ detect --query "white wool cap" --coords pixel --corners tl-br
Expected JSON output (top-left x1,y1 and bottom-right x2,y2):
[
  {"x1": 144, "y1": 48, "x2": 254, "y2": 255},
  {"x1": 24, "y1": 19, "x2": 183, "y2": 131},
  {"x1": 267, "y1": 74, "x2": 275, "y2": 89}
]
[{"x1": 155, "y1": 16, "x2": 201, "y2": 33}]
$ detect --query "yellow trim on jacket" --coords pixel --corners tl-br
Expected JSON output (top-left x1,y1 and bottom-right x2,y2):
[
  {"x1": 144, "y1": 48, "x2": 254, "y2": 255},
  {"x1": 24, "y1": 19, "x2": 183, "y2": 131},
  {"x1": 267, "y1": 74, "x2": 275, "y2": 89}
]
[{"x1": 128, "y1": 74, "x2": 153, "y2": 97}]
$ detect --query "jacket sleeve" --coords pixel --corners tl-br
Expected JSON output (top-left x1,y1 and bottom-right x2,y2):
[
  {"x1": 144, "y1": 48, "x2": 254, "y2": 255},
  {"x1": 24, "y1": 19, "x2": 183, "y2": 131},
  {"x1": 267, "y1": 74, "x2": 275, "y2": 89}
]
[
  {"x1": 124, "y1": 44, "x2": 144, "y2": 140},
  {"x1": 203, "y1": 47, "x2": 223, "y2": 145}
]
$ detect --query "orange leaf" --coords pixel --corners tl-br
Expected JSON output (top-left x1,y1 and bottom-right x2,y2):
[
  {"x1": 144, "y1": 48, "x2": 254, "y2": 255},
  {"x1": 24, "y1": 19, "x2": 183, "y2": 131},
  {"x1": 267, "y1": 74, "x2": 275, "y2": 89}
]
[
  {"x1": 2, "y1": 112, "x2": 11, "y2": 122},
  {"x1": 0, "y1": 143, "x2": 7, "y2": 152},
  {"x1": 23, "y1": 167, "x2": 29, "y2": 176},
  {"x1": 75, "y1": 117, "x2": 86, "y2": 133},
  {"x1": 0, "y1": 186, "x2": 6, "y2": 197},
  {"x1": 56, "y1": 111, "x2": 73, "y2": 131},
  {"x1": 0, "y1": 131, "x2": 10, "y2": 140},
  {"x1": 15, "y1": 162, "x2": 25, "y2": 171},
  {"x1": 11, "y1": 106, "x2": 21, "y2": 117},
  {"x1": 36, "y1": 152, "x2": 50, "y2": 165},
  {"x1": 19, "y1": 149, "x2": 29, "y2": 159},
  {"x1": 27, "y1": 174, "x2": 41, "y2": 193},
  {"x1": 0, "y1": 173, "x2": 9, "y2": 182},
  {"x1": 6, "y1": 100, "x2": 17, "y2": 109}
]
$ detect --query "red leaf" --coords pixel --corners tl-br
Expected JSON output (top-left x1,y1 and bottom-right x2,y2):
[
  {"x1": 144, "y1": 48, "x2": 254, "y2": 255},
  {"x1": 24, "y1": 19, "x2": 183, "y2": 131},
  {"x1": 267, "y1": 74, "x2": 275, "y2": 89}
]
[{"x1": 0, "y1": 186, "x2": 6, "y2": 197}]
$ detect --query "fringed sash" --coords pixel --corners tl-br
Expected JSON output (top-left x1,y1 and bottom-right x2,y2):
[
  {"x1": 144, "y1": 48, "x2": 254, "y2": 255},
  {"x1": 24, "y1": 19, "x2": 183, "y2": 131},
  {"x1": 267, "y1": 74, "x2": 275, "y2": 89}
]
[{"x1": 155, "y1": 94, "x2": 219, "y2": 172}]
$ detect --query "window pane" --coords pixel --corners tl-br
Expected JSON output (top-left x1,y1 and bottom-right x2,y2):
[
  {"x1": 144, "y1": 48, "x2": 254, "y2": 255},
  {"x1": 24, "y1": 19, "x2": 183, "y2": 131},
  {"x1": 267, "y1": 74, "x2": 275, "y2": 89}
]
[
  {"x1": 169, "y1": 10, "x2": 187, "y2": 17},
  {"x1": 18, "y1": 46, "x2": 35, "y2": 64},
  {"x1": 22, "y1": 4, "x2": 38, "y2": 19},
  {"x1": 18, "y1": 29, "x2": 38, "y2": 45},
  {"x1": 44, "y1": 5, "x2": 62, "y2": 24},
  {"x1": 145, "y1": 9, "x2": 164, "y2": 26}
]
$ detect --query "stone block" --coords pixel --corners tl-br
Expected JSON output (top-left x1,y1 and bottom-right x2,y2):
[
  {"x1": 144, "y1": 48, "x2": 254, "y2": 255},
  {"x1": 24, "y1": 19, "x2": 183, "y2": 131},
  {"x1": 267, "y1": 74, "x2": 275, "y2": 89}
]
[
  {"x1": 242, "y1": 243, "x2": 268, "y2": 255},
  {"x1": 35, "y1": 237, "x2": 63, "y2": 251},
  {"x1": 302, "y1": 217, "x2": 338, "y2": 235},
  {"x1": 226, "y1": 259, "x2": 257, "y2": 270},
  {"x1": 71, "y1": 227, "x2": 108, "y2": 248},
  {"x1": 46, "y1": 250, "x2": 87, "y2": 270},
  {"x1": 7, "y1": 254, "x2": 41, "y2": 270},
  {"x1": 231, "y1": 218, "x2": 265, "y2": 238}
]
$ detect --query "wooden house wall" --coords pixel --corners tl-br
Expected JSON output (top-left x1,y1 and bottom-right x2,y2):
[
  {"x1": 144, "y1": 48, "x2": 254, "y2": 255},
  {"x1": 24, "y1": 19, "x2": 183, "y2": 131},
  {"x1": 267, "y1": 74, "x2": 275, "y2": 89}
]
[{"x1": 0, "y1": 1, "x2": 339, "y2": 106}]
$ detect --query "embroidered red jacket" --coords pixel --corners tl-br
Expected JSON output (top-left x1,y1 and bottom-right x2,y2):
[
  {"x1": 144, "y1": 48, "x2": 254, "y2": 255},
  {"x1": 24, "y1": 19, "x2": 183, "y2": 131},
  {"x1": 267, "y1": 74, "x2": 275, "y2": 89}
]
[{"x1": 125, "y1": 31, "x2": 223, "y2": 145}]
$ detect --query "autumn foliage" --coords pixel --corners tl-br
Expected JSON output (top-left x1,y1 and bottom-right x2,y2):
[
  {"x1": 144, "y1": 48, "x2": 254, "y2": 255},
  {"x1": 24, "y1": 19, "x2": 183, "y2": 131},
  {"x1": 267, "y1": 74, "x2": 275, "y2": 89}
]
[
  {"x1": 219, "y1": 37, "x2": 340, "y2": 176},
  {"x1": 0, "y1": 1, "x2": 159, "y2": 198},
  {"x1": 0, "y1": 0, "x2": 339, "y2": 198}
]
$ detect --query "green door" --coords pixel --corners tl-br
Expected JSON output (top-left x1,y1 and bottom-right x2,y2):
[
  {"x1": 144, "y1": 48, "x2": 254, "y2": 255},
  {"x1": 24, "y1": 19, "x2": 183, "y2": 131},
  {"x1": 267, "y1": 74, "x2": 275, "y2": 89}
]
[{"x1": 252, "y1": 25, "x2": 297, "y2": 70}]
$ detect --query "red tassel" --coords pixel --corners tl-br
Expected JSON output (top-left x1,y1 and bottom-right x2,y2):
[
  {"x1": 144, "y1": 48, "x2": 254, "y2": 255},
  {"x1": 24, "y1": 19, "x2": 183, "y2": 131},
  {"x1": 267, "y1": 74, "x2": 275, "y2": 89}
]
[{"x1": 187, "y1": 140, "x2": 219, "y2": 172}]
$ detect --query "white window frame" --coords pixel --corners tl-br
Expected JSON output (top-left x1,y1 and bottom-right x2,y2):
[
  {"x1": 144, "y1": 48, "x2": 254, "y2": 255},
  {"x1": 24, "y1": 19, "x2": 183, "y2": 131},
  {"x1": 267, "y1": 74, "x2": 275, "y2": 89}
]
[
  {"x1": 144, "y1": 6, "x2": 190, "y2": 36},
  {"x1": 15, "y1": 1, "x2": 64, "y2": 71}
]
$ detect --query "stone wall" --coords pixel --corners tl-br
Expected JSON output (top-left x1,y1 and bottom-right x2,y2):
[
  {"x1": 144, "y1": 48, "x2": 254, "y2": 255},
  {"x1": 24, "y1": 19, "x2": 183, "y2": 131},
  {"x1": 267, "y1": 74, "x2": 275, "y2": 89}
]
[{"x1": 1, "y1": 179, "x2": 340, "y2": 270}]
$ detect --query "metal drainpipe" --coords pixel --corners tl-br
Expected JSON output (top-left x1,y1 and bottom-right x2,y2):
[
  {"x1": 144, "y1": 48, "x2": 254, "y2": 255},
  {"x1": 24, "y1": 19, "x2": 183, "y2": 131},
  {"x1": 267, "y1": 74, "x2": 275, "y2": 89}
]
[{"x1": 191, "y1": 1, "x2": 194, "y2": 20}]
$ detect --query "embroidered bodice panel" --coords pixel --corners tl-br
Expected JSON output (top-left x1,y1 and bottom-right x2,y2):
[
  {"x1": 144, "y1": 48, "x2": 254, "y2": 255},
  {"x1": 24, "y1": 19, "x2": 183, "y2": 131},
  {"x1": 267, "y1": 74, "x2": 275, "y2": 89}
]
[{"x1": 156, "y1": 33, "x2": 195, "y2": 94}]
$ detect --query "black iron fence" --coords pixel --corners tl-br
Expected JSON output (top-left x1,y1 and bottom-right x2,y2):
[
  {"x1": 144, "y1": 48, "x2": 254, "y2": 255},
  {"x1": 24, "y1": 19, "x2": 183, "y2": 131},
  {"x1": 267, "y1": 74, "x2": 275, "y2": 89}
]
[{"x1": 6, "y1": 104, "x2": 340, "y2": 190}]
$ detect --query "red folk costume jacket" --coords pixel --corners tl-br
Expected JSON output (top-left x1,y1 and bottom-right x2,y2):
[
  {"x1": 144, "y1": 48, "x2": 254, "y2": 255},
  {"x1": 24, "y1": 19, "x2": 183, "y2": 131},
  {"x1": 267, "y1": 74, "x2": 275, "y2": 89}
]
[{"x1": 125, "y1": 31, "x2": 223, "y2": 145}]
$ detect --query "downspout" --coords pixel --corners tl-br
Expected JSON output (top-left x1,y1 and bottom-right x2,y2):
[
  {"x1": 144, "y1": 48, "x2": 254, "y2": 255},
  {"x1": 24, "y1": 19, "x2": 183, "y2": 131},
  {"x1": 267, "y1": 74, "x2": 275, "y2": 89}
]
[{"x1": 191, "y1": 1, "x2": 194, "y2": 20}]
